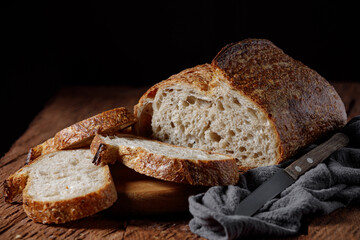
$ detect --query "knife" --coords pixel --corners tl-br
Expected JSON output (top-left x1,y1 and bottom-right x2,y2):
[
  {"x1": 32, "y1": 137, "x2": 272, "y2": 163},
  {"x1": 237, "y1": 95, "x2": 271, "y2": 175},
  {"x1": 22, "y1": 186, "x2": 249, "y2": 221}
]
[{"x1": 235, "y1": 132, "x2": 349, "y2": 216}]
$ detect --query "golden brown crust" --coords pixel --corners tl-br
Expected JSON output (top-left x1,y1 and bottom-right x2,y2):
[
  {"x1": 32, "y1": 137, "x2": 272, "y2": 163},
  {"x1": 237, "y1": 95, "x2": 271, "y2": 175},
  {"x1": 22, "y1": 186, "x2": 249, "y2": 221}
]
[
  {"x1": 26, "y1": 138, "x2": 56, "y2": 164},
  {"x1": 27, "y1": 107, "x2": 137, "y2": 163},
  {"x1": 93, "y1": 134, "x2": 239, "y2": 186},
  {"x1": 4, "y1": 168, "x2": 29, "y2": 202},
  {"x1": 119, "y1": 147, "x2": 239, "y2": 186},
  {"x1": 134, "y1": 39, "x2": 347, "y2": 169},
  {"x1": 212, "y1": 39, "x2": 347, "y2": 162},
  {"x1": 22, "y1": 167, "x2": 117, "y2": 224}
]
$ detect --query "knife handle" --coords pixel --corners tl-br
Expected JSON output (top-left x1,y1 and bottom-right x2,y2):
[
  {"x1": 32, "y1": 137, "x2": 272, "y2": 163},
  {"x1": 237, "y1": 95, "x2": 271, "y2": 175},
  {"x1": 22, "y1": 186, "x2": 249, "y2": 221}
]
[{"x1": 284, "y1": 133, "x2": 349, "y2": 180}]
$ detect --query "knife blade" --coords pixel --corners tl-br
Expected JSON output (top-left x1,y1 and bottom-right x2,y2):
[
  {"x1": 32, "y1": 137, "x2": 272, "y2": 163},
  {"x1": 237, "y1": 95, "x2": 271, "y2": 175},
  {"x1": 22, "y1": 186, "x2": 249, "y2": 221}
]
[{"x1": 235, "y1": 132, "x2": 349, "y2": 216}]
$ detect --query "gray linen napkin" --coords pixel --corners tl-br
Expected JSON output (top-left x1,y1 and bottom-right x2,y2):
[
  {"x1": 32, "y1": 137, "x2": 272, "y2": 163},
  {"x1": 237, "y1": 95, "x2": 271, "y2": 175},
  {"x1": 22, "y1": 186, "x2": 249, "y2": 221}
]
[{"x1": 189, "y1": 116, "x2": 360, "y2": 240}]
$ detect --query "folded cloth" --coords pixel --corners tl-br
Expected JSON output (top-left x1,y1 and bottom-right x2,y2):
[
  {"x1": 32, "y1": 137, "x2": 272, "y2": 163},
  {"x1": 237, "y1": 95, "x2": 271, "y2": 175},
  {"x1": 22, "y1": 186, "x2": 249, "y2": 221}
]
[{"x1": 189, "y1": 116, "x2": 360, "y2": 240}]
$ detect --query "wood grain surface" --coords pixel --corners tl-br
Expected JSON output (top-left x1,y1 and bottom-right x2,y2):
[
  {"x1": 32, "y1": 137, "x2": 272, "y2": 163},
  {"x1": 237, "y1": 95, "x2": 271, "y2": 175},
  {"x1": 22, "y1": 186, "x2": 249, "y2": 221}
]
[
  {"x1": 1, "y1": 83, "x2": 360, "y2": 240},
  {"x1": 108, "y1": 163, "x2": 208, "y2": 216}
]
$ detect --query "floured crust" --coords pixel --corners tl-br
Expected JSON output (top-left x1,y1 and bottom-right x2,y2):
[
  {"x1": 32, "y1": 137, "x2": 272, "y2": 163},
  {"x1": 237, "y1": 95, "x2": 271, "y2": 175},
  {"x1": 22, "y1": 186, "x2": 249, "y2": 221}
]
[
  {"x1": 212, "y1": 39, "x2": 347, "y2": 161},
  {"x1": 27, "y1": 107, "x2": 137, "y2": 163},
  {"x1": 134, "y1": 39, "x2": 347, "y2": 169},
  {"x1": 91, "y1": 134, "x2": 239, "y2": 186},
  {"x1": 22, "y1": 168, "x2": 117, "y2": 224}
]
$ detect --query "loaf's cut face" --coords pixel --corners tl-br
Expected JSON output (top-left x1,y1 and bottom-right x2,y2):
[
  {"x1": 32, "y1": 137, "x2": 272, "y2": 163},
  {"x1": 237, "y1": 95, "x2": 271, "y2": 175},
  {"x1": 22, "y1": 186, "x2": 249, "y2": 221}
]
[
  {"x1": 151, "y1": 81, "x2": 278, "y2": 169},
  {"x1": 134, "y1": 39, "x2": 347, "y2": 171}
]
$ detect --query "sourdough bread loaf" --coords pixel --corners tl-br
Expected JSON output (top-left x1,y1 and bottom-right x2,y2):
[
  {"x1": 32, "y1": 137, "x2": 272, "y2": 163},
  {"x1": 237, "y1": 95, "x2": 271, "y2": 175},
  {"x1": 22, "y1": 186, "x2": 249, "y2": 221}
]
[
  {"x1": 27, "y1": 107, "x2": 137, "y2": 163},
  {"x1": 134, "y1": 39, "x2": 347, "y2": 171},
  {"x1": 90, "y1": 134, "x2": 239, "y2": 186},
  {"x1": 4, "y1": 149, "x2": 117, "y2": 224}
]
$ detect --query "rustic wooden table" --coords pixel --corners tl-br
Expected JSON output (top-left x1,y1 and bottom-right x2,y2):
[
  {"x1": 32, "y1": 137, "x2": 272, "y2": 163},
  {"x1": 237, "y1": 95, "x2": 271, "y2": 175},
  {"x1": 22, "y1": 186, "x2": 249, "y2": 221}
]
[{"x1": 1, "y1": 83, "x2": 360, "y2": 240}]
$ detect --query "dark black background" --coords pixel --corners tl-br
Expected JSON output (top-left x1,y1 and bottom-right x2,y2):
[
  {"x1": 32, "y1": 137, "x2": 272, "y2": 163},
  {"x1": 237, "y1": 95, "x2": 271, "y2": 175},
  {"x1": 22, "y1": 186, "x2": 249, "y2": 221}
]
[{"x1": 1, "y1": 1, "x2": 359, "y2": 156}]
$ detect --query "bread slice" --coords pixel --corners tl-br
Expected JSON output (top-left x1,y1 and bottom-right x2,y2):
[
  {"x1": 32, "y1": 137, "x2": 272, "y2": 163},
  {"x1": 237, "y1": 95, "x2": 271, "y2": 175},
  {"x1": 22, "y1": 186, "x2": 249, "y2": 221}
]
[
  {"x1": 26, "y1": 107, "x2": 137, "y2": 163},
  {"x1": 4, "y1": 149, "x2": 117, "y2": 224},
  {"x1": 90, "y1": 134, "x2": 239, "y2": 186},
  {"x1": 134, "y1": 39, "x2": 347, "y2": 171}
]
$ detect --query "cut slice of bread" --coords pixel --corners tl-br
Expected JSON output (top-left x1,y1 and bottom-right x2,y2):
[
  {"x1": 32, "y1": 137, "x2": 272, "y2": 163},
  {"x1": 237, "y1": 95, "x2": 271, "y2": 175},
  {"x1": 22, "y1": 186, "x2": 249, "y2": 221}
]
[
  {"x1": 4, "y1": 149, "x2": 117, "y2": 224},
  {"x1": 26, "y1": 107, "x2": 137, "y2": 163},
  {"x1": 134, "y1": 39, "x2": 347, "y2": 171},
  {"x1": 90, "y1": 134, "x2": 239, "y2": 186}
]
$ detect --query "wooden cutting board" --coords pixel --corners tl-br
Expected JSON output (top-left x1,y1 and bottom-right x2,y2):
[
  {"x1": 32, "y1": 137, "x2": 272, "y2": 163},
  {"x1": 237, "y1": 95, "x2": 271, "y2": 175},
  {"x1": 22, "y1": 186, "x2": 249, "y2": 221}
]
[{"x1": 104, "y1": 162, "x2": 209, "y2": 217}]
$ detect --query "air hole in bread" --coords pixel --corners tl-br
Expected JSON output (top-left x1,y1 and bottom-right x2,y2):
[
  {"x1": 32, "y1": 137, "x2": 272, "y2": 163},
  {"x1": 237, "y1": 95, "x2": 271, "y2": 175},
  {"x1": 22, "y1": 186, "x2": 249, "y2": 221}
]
[
  {"x1": 247, "y1": 107, "x2": 258, "y2": 120},
  {"x1": 228, "y1": 130, "x2": 235, "y2": 136},
  {"x1": 217, "y1": 101, "x2": 225, "y2": 111},
  {"x1": 170, "y1": 122, "x2": 175, "y2": 128},
  {"x1": 197, "y1": 99, "x2": 212, "y2": 108},
  {"x1": 210, "y1": 132, "x2": 222, "y2": 142},
  {"x1": 186, "y1": 96, "x2": 196, "y2": 104},
  {"x1": 233, "y1": 97, "x2": 241, "y2": 106},
  {"x1": 239, "y1": 146, "x2": 246, "y2": 152}
]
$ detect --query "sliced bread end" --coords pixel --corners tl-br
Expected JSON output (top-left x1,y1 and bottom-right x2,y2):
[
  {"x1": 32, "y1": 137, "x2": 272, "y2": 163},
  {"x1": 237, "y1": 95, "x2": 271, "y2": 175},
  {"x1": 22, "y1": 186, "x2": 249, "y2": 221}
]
[{"x1": 26, "y1": 107, "x2": 137, "y2": 163}]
